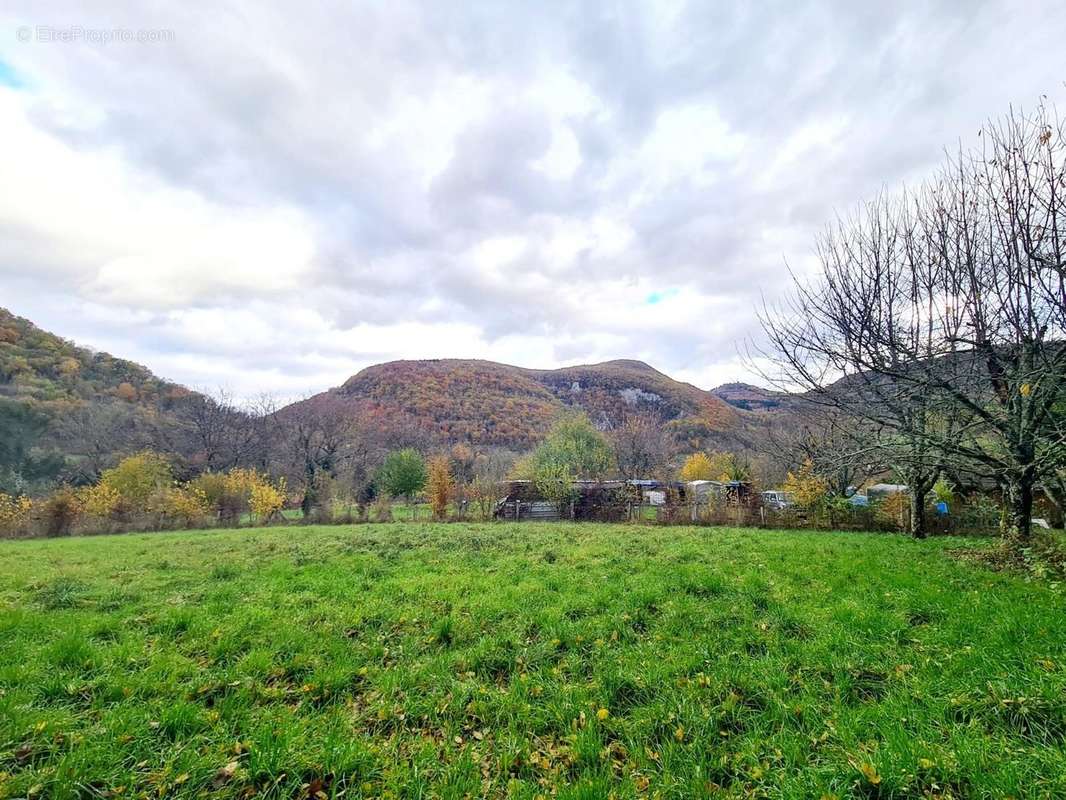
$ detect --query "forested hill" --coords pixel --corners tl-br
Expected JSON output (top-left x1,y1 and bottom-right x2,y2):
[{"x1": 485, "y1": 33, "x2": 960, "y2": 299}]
[
  {"x1": 298, "y1": 357, "x2": 742, "y2": 451},
  {"x1": 0, "y1": 307, "x2": 198, "y2": 490},
  {"x1": 1, "y1": 307, "x2": 767, "y2": 488},
  {"x1": 0, "y1": 307, "x2": 191, "y2": 407}
]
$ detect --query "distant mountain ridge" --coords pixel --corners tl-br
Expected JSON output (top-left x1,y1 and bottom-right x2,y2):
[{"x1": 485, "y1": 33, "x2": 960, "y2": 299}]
[
  {"x1": 709, "y1": 382, "x2": 789, "y2": 412},
  {"x1": 2, "y1": 306, "x2": 781, "y2": 461},
  {"x1": 301, "y1": 357, "x2": 742, "y2": 450}
]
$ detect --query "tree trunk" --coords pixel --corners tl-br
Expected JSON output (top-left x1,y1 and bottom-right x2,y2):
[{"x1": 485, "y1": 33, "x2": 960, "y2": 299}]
[
  {"x1": 1003, "y1": 472, "x2": 1035, "y2": 542},
  {"x1": 909, "y1": 489, "x2": 928, "y2": 539},
  {"x1": 902, "y1": 471, "x2": 934, "y2": 539}
]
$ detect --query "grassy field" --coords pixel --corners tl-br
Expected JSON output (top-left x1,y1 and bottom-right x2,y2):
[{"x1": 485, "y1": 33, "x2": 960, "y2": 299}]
[{"x1": 0, "y1": 524, "x2": 1064, "y2": 799}]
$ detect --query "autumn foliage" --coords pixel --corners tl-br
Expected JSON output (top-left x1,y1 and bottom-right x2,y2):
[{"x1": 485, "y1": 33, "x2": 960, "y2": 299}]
[
  {"x1": 679, "y1": 452, "x2": 714, "y2": 482},
  {"x1": 0, "y1": 453, "x2": 290, "y2": 537},
  {"x1": 782, "y1": 459, "x2": 830, "y2": 509},
  {"x1": 426, "y1": 456, "x2": 454, "y2": 520}
]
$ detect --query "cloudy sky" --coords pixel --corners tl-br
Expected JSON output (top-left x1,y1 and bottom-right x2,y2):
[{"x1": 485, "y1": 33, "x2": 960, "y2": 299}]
[{"x1": 1, "y1": 1, "x2": 1064, "y2": 399}]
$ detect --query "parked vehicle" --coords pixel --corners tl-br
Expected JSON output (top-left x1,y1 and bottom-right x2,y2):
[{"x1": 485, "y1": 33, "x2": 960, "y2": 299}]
[{"x1": 761, "y1": 490, "x2": 794, "y2": 510}]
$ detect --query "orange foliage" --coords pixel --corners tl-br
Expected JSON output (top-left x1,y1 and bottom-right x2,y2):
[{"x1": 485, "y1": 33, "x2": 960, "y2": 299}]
[{"x1": 426, "y1": 456, "x2": 454, "y2": 521}]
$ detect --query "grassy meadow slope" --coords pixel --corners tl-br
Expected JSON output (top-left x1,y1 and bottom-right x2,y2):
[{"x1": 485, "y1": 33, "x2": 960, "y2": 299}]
[{"x1": 1, "y1": 524, "x2": 1064, "y2": 798}]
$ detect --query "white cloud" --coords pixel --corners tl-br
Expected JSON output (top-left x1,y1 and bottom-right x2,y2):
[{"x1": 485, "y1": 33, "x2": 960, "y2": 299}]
[
  {"x1": 1, "y1": 0, "x2": 1065, "y2": 399},
  {"x1": 0, "y1": 92, "x2": 317, "y2": 308}
]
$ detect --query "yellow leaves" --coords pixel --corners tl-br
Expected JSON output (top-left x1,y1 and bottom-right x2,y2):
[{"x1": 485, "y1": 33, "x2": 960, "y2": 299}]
[
  {"x1": 918, "y1": 757, "x2": 936, "y2": 769},
  {"x1": 78, "y1": 484, "x2": 121, "y2": 517},
  {"x1": 248, "y1": 477, "x2": 286, "y2": 520},
  {"x1": 782, "y1": 459, "x2": 830, "y2": 508},
  {"x1": 426, "y1": 456, "x2": 454, "y2": 521},
  {"x1": 679, "y1": 452, "x2": 715, "y2": 482},
  {"x1": 0, "y1": 493, "x2": 33, "y2": 529},
  {"x1": 95, "y1": 451, "x2": 174, "y2": 515},
  {"x1": 152, "y1": 486, "x2": 208, "y2": 521},
  {"x1": 673, "y1": 725, "x2": 685, "y2": 742},
  {"x1": 1020, "y1": 382, "x2": 1032, "y2": 397},
  {"x1": 57, "y1": 356, "x2": 81, "y2": 376},
  {"x1": 597, "y1": 708, "x2": 610, "y2": 721},
  {"x1": 858, "y1": 763, "x2": 881, "y2": 785}
]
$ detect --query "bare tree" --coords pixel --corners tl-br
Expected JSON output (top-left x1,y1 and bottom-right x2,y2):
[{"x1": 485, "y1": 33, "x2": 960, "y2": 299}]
[
  {"x1": 760, "y1": 103, "x2": 1066, "y2": 540},
  {"x1": 611, "y1": 413, "x2": 671, "y2": 480},
  {"x1": 55, "y1": 402, "x2": 144, "y2": 482},
  {"x1": 278, "y1": 398, "x2": 357, "y2": 516},
  {"x1": 765, "y1": 407, "x2": 883, "y2": 499},
  {"x1": 176, "y1": 389, "x2": 278, "y2": 473}
]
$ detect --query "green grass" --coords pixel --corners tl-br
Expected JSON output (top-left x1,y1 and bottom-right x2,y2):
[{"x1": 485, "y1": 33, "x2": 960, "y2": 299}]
[{"x1": 0, "y1": 524, "x2": 1064, "y2": 799}]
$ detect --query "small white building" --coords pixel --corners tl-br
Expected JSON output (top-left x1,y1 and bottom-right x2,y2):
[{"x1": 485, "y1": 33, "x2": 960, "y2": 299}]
[{"x1": 643, "y1": 490, "x2": 666, "y2": 506}]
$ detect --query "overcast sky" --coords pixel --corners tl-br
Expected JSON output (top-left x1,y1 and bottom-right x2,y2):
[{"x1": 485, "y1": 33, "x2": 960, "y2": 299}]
[{"x1": 1, "y1": 2, "x2": 1064, "y2": 400}]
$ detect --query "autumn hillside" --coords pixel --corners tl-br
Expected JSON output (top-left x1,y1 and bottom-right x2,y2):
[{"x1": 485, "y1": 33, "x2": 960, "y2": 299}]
[
  {"x1": 300, "y1": 357, "x2": 740, "y2": 450},
  {"x1": 0, "y1": 308, "x2": 190, "y2": 409},
  {"x1": 0, "y1": 307, "x2": 201, "y2": 487}
]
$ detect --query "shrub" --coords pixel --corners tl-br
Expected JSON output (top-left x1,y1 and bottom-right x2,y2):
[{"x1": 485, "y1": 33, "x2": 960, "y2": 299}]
[
  {"x1": 152, "y1": 486, "x2": 209, "y2": 526},
  {"x1": 249, "y1": 477, "x2": 286, "y2": 522},
  {"x1": 426, "y1": 456, "x2": 453, "y2": 520},
  {"x1": 469, "y1": 477, "x2": 501, "y2": 521},
  {"x1": 41, "y1": 488, "x2": 82, "y2": 536},
  {"x1": 188, "y1": 471, "x2": 230, "y2": 515},
  {"x1": 370, "y1": 495, "x2": 393, "y2": 522},
  {"x1": 378, "y1": 449, "x2": 427, "y2": 504},
  {"x1": 78, "y1": 483, "x2": 121, "y2": 518},
  {"x1": 933, "y1": 477, "x2": 955, "y2": 506},
  {"x1": 190, "y1": 468, "x2": 286, "y2": 523},
  {"x1": 0, "y1": 492, "x2": 33, "y2": 535},
  {"x1": 99, "y1": 452, "x2": 174, "y2": 515},
  {"x1": 782, "y1": 460, "x2": 830, "y2": 509},
  {"x1": 876, "y1": 493, "x2": 910, "y2": 530}
]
